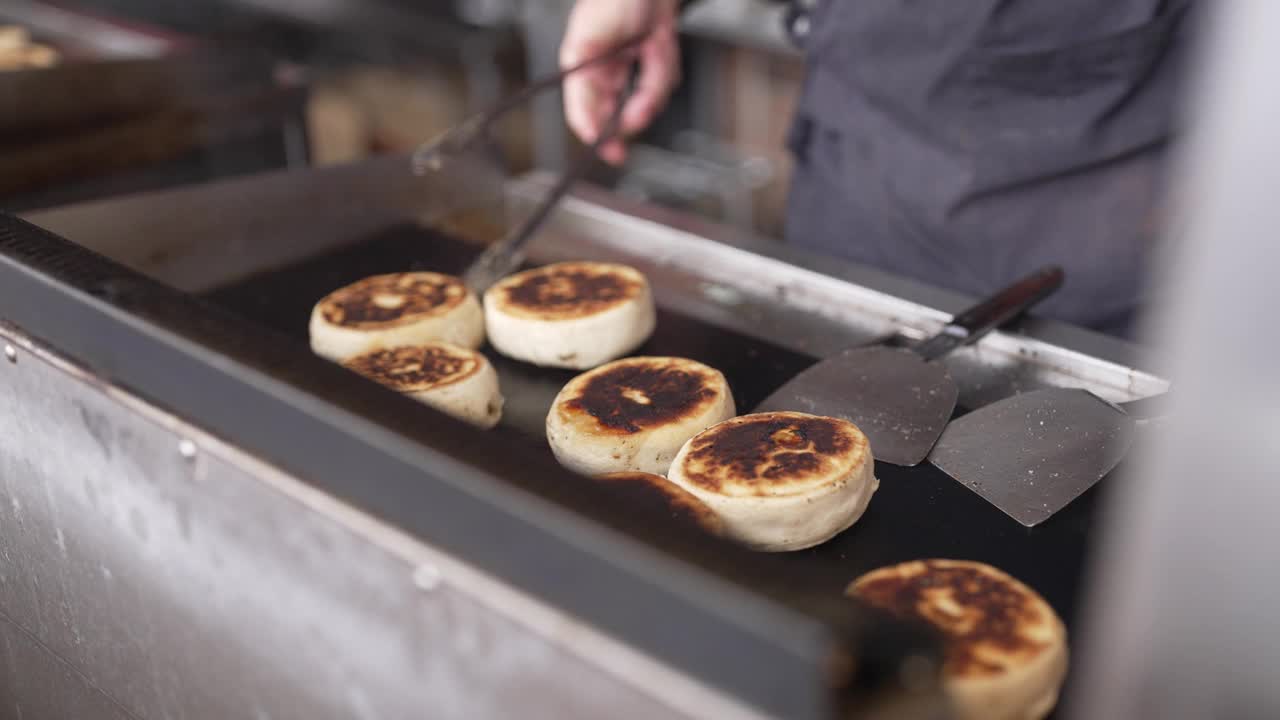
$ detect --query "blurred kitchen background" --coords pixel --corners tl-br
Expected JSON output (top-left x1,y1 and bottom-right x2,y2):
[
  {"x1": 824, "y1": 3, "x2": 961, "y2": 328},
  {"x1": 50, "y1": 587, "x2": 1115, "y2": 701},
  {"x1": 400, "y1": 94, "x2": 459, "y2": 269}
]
[{"x1": 0, "y1": 0, "x2": 801, "y2": 237}]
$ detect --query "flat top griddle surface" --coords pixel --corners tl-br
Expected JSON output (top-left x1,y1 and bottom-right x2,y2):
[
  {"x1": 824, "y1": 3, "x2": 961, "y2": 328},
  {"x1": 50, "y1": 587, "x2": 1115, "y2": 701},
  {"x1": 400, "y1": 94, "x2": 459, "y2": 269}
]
[{"x1": 204, "y1": 224, "x2": 1108, "y2": 699}]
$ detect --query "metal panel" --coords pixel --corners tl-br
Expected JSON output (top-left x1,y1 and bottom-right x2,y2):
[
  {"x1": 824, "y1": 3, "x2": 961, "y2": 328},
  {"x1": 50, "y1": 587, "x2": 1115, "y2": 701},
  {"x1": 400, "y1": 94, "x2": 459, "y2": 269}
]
[
  {"x1": 0, "y1": 323, "x2": 748, "y2": 720},
  {"x1": 25, "y1": 160, "x2": 1167, "y2": 410},
  {"x1": 0, "y1": 614, "x2": 135, "y2": 720},
  {"x1": 22, "y1": 155, "x2": 504, "y2": 293},
  {"x1": 0, "y1": 214, "x2": 915, "y2": 720}
]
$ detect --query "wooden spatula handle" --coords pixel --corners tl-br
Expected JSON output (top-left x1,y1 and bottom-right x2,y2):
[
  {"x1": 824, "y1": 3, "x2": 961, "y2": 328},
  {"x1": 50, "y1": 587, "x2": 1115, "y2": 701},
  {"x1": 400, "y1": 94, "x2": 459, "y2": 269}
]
[{"x1": 914, "y1": 265, "x2": 1064, "y2": 362}]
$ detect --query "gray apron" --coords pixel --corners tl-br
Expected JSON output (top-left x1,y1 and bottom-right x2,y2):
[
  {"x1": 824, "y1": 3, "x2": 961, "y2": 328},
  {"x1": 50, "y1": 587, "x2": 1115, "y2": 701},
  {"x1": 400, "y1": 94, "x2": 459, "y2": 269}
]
[{"x1": 784, "y1": 1, "x2": 1192, "y2": 336}]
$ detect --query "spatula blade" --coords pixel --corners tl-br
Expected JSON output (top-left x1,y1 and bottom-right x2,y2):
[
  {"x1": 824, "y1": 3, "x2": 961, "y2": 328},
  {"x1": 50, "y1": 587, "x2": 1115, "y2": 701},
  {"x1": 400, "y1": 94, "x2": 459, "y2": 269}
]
[
  {"x1": 929, "y1": 388, "x2": 1136, "y2": 527},
  {"x1": 756, "y1": 346, "x2": 959, "y2": 466}
]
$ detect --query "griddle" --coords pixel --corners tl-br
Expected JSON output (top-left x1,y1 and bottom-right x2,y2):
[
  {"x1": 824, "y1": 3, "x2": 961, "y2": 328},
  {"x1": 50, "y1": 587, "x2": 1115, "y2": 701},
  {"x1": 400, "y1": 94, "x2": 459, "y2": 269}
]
[
  {"x1": 206, "y1": 224, "x2": 1105, "y2": 668},
  {"x1": 7, "y1": 161, "x2": 1160, "y2": 718}
]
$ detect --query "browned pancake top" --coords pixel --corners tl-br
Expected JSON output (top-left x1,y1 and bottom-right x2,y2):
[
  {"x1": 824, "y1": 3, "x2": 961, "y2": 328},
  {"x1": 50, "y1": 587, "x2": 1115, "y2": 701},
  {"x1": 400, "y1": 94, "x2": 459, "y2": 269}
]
[
  {"x1": 559, "y1": 358, "x2": 723, "y2": 435},
  {"x1": 850, "y1": 560, "x2": 1059, "y2": 679},
  {"x1": 679, "y1": 412, "x2": 866, "y2": 496},
  {"x1": 596, "y1": 472, "x2": 723, "y2": 534},
  {"x1": 319, "y1": 273, "x2": 467, "y2": 328},
  {"x1": 343, "y1": 344, "x2": 481, "y2": 392},
  {"x1": 494, "y1": 262, "x2": 644, "y2": 320}
]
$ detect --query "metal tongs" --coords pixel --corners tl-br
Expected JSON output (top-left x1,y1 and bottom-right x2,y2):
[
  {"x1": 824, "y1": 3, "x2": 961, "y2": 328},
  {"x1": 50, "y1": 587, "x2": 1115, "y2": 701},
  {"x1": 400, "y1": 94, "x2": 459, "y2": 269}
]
[{"x1": 414, "y1": 36, "x2": 644, "y2": 293}]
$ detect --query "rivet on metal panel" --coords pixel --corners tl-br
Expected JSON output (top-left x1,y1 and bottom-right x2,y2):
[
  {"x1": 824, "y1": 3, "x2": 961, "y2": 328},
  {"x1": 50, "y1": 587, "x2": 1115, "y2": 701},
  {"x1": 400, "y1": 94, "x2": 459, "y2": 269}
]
[
  {"x1": 178, "y1": 439, "x2": 198, "y2": 459},
  {"x1": 412, "y1": 563, "x2": 443, "y2": 591},
  {"x1": 4, "y1": 344, "x2": 15, "y2": 362}
]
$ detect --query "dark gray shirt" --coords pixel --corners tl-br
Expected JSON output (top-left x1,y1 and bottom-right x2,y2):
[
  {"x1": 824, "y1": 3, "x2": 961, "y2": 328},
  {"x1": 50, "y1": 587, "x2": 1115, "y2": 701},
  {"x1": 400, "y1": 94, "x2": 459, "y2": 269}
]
[{"x1": 784, "y1": 1, "x2": 1191, "y2": 334}]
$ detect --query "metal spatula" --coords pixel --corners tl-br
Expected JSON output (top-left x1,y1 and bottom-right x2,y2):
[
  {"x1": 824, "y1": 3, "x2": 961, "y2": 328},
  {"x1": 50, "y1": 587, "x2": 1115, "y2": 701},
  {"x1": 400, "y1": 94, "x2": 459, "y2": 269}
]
[
  {"x1": 756, "y1": 266, "x2": 1064, "y2": 466},
  {"x1": 929, "y1": 388, "x2": 1168, "y2": 527}
]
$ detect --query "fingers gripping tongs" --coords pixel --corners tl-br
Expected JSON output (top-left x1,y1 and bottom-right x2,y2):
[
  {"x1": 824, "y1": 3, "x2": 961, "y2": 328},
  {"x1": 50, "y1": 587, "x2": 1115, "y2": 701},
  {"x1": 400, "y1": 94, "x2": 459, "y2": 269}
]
[{"x1": 414, "y1": 36, "x2": 644, "y2": 294}]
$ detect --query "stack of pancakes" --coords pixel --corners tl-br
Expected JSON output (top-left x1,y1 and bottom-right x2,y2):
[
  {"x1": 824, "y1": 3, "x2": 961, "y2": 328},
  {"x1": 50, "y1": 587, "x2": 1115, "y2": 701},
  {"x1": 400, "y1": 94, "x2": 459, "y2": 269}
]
[{"x1": 310, "y1": 271, "x2": 498, "y2": 426}]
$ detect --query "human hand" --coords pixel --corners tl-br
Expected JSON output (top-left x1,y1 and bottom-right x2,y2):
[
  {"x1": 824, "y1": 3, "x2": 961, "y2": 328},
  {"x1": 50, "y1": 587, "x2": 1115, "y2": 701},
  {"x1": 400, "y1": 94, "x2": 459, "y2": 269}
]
[{"x1": 560, "y1": 0, "x2": 681, "y2": 165}]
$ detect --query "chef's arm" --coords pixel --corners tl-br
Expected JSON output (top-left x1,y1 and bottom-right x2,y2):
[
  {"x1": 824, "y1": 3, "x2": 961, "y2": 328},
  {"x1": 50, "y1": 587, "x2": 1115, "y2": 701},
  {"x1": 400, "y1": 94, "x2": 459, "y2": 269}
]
[{"x1": 559, "y1": 0, "x2": 690, "y2": 165}]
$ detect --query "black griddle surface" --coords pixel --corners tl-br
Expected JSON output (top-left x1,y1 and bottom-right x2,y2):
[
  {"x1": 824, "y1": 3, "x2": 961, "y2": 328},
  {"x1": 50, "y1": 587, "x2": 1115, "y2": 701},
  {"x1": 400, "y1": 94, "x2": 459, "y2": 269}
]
[{"x1": 205, "y1": 225, "x2": 1104, "y2": 693}]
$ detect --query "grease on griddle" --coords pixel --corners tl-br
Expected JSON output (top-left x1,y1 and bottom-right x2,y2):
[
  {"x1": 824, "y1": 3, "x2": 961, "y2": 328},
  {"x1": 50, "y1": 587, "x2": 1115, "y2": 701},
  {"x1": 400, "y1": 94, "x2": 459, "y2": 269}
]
[
  {"x1": 344, "y1": 345, "x2": 480, "y2": 391},
  {"x1": 682, "y1": 413, "x2": 862, "y2": 495},
  {"x1": 851, "y1": 560, "x2": 1054, "y2": 678},
  {"x1": 320, "y1": 273, "x2": 466, "y2": 327},
  {"x1": 564, "y1": 361, "x2": 718, "y2": 434},
  {"x1": 500, "y1": 263, "x2": 642, "y2": 320}
]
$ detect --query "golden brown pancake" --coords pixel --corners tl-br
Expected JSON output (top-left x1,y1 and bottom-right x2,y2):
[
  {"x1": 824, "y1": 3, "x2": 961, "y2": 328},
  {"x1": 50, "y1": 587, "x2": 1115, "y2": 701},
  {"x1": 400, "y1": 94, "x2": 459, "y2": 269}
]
[
  {"x1": 677, "y1": 412, "x2": 868, "y2": 497},
  {"x1": 341, "y1": 342, "x2": 503, "y2": 428},
  {"x1": 343, "y1": 344, "x2": 481, "y2": 392},
  {"x1": 556, "y1": 357, "x2": 724, "y2": 435},
  {"x1": 318, "y1": 272, "x2": 468, "y2": 329},
  {"x1": 848, "y1": 560, "x2": 1068, "y2": 720},
  {"x1": 666, "y1": 412, "x2": 878, "y2": 551},
  {"x1": 310, "y1": 272, "x2": 485, "y2": 361},
  {"x1": 492, "y1": 262, "x2": 644, "y2": 321},
  {"x1": 595, "y1": 472, "x2": 723, "y2": 535},
  {"x1": 546, "y1": 357, "x2": 736, "y2": 476},
  {"x1": 484, "y1": 262, "x2": 656, "y2": 369}
]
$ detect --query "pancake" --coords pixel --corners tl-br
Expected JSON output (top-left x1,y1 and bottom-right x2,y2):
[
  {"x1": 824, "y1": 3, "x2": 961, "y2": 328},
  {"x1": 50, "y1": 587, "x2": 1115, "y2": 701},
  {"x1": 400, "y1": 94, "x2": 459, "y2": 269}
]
[
  {"x1": 666, "y1": 411, "x2": 877, "y2": 551},
  {"x1": 547, "y1": 356, "x2": 735, "y2": 476},
  {"x1": 0, "y1": 26, "x2": 30, "y2": 52},
  {"x1": 484, "y1": 261, "x2": 656, "y2": 369},
  {"x1": 0, "y1": 27, "x2": 58, "y2": 70},
  {"x1": 310, "y1": 272, "x2": 484, "y2": 361},
  {"x1": 848, "y1": 560, "x2": 1068, "y2": 720},
  {"x1": 343, "y1": 342, "x2": 503, "y2": 428},
  {"x1": 595, "y1": 472, "x2": 723, "y2": 535}
]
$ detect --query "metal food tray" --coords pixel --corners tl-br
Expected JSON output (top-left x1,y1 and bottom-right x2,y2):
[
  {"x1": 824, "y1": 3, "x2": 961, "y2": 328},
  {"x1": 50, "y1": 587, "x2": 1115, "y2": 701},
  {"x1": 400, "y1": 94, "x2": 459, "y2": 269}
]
[{"x1": 2, "y1": 156, "x2": 1167, "y2": 719}]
